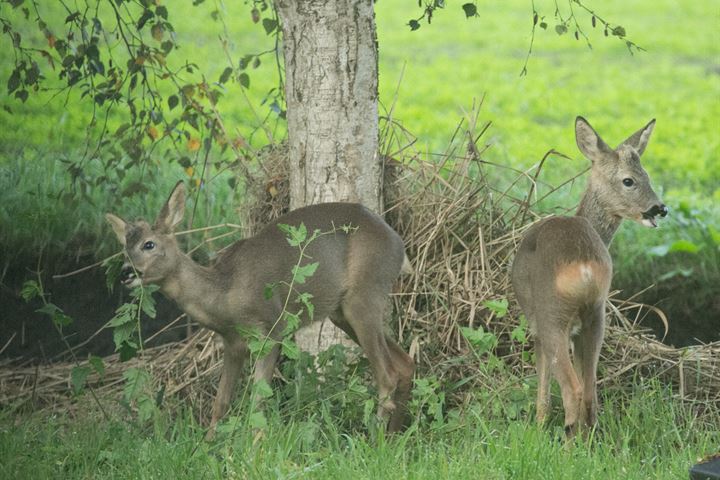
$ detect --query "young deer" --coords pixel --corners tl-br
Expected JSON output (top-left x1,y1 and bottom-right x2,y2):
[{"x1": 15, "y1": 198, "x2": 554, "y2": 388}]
[
  {"x1": 512, "y1": 117, "x2": 668, "y2": 437},
  {"x1": 106, "y1": 182, "x2": 414, "y2": 437}
]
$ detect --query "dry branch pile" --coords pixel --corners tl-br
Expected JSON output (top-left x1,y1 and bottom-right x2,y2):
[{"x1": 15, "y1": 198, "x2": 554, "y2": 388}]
[{"x1": 2, "y1": 109, "x2": 718, "y2": 423}]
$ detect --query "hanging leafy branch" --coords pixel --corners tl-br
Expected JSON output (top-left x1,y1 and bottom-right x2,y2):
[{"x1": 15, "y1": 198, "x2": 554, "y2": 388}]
[{"x1": 1, "y1": 0, "x2": 282, "y2": 198}]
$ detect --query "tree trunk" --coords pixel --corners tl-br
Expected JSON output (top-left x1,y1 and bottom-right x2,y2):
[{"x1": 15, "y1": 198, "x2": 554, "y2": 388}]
[{"x1": 276, "y1": 0, "x2": 381, "y2": 353}]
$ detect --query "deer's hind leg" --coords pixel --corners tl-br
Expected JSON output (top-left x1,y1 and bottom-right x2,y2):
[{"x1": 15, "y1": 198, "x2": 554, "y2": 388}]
[
  {"x1": 534, "y1": 336, "x2": 552, "y2": 425},
  {"x1": 334, "y1": 289, "x2": 413, "y2": 432},
  {"x1": 574, "y1": 302, "x2": 605, "y2": 429},
  {"x1": 536, "y1": 303, "x2": 584, "y2": 438}
]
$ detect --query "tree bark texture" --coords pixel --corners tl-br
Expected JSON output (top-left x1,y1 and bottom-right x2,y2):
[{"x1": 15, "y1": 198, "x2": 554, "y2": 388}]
[
  {"x1": 276, "y1": 0, "x2": 381, "y2": 353},
  {"x1": 277, "y1": 0, "x2": 381, "y2": 212}
]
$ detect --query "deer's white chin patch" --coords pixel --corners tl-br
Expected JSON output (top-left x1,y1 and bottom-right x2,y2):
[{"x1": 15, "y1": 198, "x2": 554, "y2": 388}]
[{"x1": 641, "y1": 217, "x2": 658, "y2": 228}]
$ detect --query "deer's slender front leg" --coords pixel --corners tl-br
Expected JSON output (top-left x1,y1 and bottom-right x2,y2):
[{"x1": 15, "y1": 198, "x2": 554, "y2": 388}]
[{"x1": 207, "y1": 336, "x2": 248, "y2": 439}]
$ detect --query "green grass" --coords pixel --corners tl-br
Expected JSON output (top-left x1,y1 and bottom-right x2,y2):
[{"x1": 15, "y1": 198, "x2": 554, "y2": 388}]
[{"x1": 1, "y1": 376, "x2": 716, "y2": 479}]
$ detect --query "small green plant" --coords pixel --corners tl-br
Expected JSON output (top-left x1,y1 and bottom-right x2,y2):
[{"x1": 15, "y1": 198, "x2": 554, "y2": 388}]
[
  {"x1": 219, "y1": 222, "x2": 364, "y2": 437},
  {"x1": 20, "y1": 275, "x2": 108, "y2": 415},
  {"x1": 107, "y1": 284, "x2": 159, "y2": 361}
]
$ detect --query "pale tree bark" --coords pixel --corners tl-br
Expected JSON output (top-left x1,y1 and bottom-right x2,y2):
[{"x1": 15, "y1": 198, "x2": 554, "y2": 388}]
[{"x1": 276, "y1": 0, "x2": 382, "y2": 353}]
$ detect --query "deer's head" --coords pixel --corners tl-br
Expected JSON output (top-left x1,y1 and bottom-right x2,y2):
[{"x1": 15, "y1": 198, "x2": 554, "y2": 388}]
[
  {"x1": 575, "y1": 116, "x2": 668, "y2": 227},
  {"x1": 106, "y1": 182, "x2": 186, "y2": 288}
]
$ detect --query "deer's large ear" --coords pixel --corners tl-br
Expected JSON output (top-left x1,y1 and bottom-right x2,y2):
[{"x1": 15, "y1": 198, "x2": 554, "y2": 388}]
[
  {"x1": 575, "y1": 116, "x2": 614, "y2": 163},
  {"x1": 618, "y1": 118, "x2": 655, "y2": 156},
  {"x1": 105, "y1": 213, "x2": 128, "y2": 247},
  {"x1": 154, "y1": 181, "x2": 186, "y2": 233}
]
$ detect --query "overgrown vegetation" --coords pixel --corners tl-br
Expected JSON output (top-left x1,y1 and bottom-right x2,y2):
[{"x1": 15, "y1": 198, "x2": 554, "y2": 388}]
[
  {"x1": 2, "y1": 112, "x2": 718, "y2": 479},
  {"x1": 1, "y1": 375, "x2": 715, "y2": 479}
]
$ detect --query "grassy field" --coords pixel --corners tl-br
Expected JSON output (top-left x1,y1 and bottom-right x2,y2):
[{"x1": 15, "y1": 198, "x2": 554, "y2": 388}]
[
  {"x1": 0, "y1": 0, "x2": 718, "y2": 256},
  {"x1": 1, "y1": 369, "x2": 716, "y2": 479}
]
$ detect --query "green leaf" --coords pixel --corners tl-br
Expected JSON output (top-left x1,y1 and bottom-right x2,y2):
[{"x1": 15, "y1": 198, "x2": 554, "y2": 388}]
[
  {"x1": 482, "y1": 298, "x2": 508, "y2": 318},
  {"x1": 136, "y1": 395, "x2": 155, "y2": 422},
  {"x1": 123, "y1": 367, "x2": 150, "y2": 402},
  {"x1": 408, "y1": 20, "x2": 421, "y2": 31},
  {"x1": 167, "y1": 94, "x2": 178, "y2": 110},
  {"x1": 282, "y1": 339, "x2": 300, "y2": 360},
  {"x1": 278, "y1": 222, "x2": 308, "y2": 247},
  {"x1": 296, "y1": 292, "x2": 315, "y2": 321},
  {"x1": 71, "y1": 366, "x2": 91, "y2": 394},
  {"x1": 102, "y1": 255, "x2": 124, "y2": 292},
  {"x1": 511, "y1": 315, "x2": 527, "y2": 344},
  {"x1": 668, "y1": 240, "x2": 700, "y2": 254},
  {"x1": 7, "y1": 68, "x2": 21, "y2": 94},
  {"x1": 89, "y1": 355, "x2": 105, "y2": 377},
  {"x1": 119, "y1": 341, "x2": 139, "y2": 362},
  {"x1": 461, "y1": 3, "x2": 477, "y2": 18},
  {"x1": 108, "y1": 303, "x2": 134, "y2": 327},
  {"x1": 282, "y1": 311, "x2": 301, "y2": 336},
  {"x1": 238, "y1": 72, "x2": 250, "y2": 89},
  {"x1": 292, "y1": 262, "x2": 319, "y2": 285},
  {"x1": 611, "y1": 25, "x2": 626, "y2": 37},
  {"x1": 219, "y1": 67, "x2": 233, "y2": 84},
  {"x1": 555, "y1": 24, "x2": 568, "y2": 35},
  {"x1": 156, "y1": 5, "x2": 168, "y2": 19},
  {"x1": 263, "y1": 283, "x2": 276, "y2": 300},
  {"x1": 248, "y1": 411, "x2": 267, "y2": 430},
  {"x1": 460, "y1": 326, "x2": 498, "y2": 355},
  {"x1": 20, "y1": 280, "x2": 41, "y2": 302},
  {"x1": 113, "y1": 323, "x2": 136, "y2": 351},
  {"x1": 139, "y1": 290, "x2": 157, "y2": 318},
  {"x1": 262, "y1": 18, "x2": 277, "y2": 35},
  {"x1": 37, "y1": 303, "x2": 73, "y2": 328},
  {"x1": 137, "y1": 9, "x2": 153, "y2": 30},
  {"x1": 253, "y1": 379, "x2": 273, "y2": 399}
]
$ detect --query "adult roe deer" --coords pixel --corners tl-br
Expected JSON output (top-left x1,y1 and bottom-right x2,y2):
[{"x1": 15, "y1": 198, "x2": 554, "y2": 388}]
[
  {"x1": 106, "y1": 182, "x2": 414, "y2": 438},
  {"x1": 511, "y1": 116, "x2": 668, "y2": 438}
]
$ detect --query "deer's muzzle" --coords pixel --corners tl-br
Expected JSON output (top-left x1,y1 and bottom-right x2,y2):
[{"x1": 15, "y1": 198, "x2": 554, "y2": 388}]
[
  {"x1": 641, "y1": 204, "x2": 669, "y2": 228},
  {"x1": 120, "y1": 264, "x2": 141, "y2": 287}
]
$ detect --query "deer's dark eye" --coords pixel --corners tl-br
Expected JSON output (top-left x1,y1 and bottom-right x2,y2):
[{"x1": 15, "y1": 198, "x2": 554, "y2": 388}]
[
  {"x1": 142, "y1": 240, "x2": 155, "y2": 250},
  {"x1": 622, "y1": 178, "x2": 635, "y2": 187}
]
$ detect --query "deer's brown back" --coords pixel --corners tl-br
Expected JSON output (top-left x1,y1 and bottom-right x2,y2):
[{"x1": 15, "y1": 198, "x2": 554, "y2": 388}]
[{"x1": 214, "y1": 202, "x2": 406, "y2": 332}]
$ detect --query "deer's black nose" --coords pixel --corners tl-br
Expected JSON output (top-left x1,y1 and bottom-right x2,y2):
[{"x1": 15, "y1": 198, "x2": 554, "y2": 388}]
[{"x1": 646, "y1": 204, "x2": 668, "y2": 218}]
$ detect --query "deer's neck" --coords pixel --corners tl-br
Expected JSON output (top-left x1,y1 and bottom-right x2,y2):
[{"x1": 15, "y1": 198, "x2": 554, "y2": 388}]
[
  {"x1": 159, "y1": 254, "x2": 223, "y2": 325},
  {"x1": 575, "y1": 187, "x2": 621, "y2": 246}
]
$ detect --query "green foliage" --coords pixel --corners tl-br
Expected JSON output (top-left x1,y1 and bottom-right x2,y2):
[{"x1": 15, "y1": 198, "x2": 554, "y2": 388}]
[
  {"x1": 611, "y1": 197, "x2": 720, "y2": 344},
  {"x1": 460, "y1": 325, "x2": 498, "y2": 357},
  {"x1": 121, "y1": 367, "x2": 158, "y2": 424},
  {"x1": 482, "y1": 298, "x2": 508, "y2": 318},
  {"x1": 107, "y1": 285, "x2": 159, "y2": 361}
]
